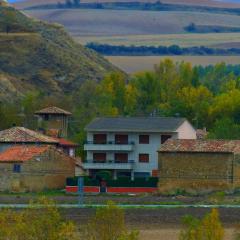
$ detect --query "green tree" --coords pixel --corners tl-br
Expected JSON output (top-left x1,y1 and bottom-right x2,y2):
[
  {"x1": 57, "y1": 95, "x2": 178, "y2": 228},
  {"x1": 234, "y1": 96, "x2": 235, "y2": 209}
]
[{"x1": 208, "y1": 118, "x2": 240, "y2": 139}]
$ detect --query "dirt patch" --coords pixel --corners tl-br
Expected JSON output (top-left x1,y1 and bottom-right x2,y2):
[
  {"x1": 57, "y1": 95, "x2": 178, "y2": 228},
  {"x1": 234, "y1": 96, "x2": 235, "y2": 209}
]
[{"x1": 139, "y1": 228, "x2": 235, "y2": 240}]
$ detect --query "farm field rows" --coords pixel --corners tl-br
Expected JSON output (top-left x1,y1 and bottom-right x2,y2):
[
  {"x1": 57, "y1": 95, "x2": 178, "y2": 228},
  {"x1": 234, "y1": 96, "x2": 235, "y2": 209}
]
[
  {"x1": 77, "y1": 33, "x2": 240, "y2": 48},
  {"x1": 24, "y1": 9, "x2": 240, "y2": 36},
  {"x1": 15, "y1": 0, "x2": 240, "y2": 9},
  {"x1": 106, "y1": 55, "x2": 240, "y2": 73}
]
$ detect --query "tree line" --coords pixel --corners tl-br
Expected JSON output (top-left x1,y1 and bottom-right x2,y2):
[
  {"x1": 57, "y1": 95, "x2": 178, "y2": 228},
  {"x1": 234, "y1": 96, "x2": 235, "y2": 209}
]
[
  {"x1": 2, "y1": 60, "x2": 240, "y2": 155},
  {"x1": 86, "y1": 43, "x2": 240, "y2": 56}
]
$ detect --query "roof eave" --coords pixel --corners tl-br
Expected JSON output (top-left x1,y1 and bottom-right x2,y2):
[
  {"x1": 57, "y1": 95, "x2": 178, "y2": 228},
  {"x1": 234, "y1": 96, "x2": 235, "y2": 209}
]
[{"x1": 85, "y1": 128, "x2": 178, "y2": 133}]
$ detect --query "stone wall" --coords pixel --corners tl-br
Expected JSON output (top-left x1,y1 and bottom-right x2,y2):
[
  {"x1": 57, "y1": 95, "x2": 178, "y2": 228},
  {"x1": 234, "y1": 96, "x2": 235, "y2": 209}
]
[
  {"x1": 0, "y1": 148, "x2": 75, "y2": 192},
  {"x1": 158, "y1": 152, "x2": 239, "y2": 192}
]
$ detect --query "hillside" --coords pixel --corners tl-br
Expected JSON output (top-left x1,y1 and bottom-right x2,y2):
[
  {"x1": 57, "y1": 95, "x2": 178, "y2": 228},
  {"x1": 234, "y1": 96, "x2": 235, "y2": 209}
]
[
  {"x1": 0, "y1": 5, "x2": 119, "y2": 101},
  {"x1": 14, "y1": 0, "x2": 240, "y2": 9}
]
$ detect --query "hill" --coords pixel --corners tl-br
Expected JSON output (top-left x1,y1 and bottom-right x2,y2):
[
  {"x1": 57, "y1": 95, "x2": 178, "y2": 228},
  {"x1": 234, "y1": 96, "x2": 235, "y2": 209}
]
[
  {"x1": 0, "y1": 5, "x2": 119, "y2": 101},
  {"x1": 14, "y1": 0, "x2": 240, "y2": 9}
]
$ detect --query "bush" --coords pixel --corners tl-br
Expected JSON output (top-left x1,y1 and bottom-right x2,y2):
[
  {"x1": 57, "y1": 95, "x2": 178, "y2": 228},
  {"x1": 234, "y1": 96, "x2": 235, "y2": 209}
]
[
  {"x1": 179, "y1": 209, "x2": 224, "y2": 240},
  {"x1": 67, "y1": 176, "x2": 158, "y2": 187},
  {"x1": 107, "y1": 177, "x2": 158, "y2": 187},
  {"x1": 84, "y1": 201, "x2": 139, "y2": 240},
  {"x1": 66, "y1": 176, "x2": 99, "y2": 186},
  {"x1": 0, "y1": 197, "x2": 77, "y2": 240}
]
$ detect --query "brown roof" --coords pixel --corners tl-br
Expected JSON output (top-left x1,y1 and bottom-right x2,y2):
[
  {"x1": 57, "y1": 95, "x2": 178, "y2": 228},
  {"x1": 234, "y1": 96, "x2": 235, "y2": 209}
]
[
  {"x1": 159, "y1": 139, "x2": 240, "y2": 154},
  {"x1": 0, "y1": 145, "x2": 49, "y2": 162},
  {"x1": 0, "y1": 127, "x2": 58, "y2": 143},
  {"x1": 35, "y1": 106, "x2": 72, "y2": 115}
]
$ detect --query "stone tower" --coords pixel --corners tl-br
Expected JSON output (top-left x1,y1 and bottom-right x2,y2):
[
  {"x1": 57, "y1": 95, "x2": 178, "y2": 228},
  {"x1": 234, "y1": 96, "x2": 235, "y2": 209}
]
[{"x1": 35, "y1": 106, "x2": 72, "y2": 138}]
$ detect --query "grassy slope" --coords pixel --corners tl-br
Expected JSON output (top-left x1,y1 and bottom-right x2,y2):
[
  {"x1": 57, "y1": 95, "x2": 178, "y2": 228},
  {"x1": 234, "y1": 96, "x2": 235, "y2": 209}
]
[{"x1": 0, "y1": 6, "x2": 119, "y2": 101}]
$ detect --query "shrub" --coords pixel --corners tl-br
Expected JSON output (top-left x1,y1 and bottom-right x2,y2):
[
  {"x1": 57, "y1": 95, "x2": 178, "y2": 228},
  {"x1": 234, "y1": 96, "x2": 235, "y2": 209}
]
[
  {"x1": 179, "y1": 209, "x2": 224, "y2": 240},
  {"x1": 0, "y1": 197, "x2": 77, "y2": 240},
  {"x1": 84, "y1": 201, "x2": 139, "y2": 240}
]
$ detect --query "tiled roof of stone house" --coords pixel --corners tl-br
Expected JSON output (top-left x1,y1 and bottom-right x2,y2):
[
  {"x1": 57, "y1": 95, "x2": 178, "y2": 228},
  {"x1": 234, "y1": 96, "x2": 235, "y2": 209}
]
[
  {"x1": 159, "y1": 139, "x2": 240, "y2": 153},
  {"x1": 0, "y1": 127, "x2": 58, "y2": 143},
  {"x1": 0, "y1": 145, "x2": 49, "y2": 162},
  {"x1": 35, "y1": 106, "x2": 72, "y2": 115}
]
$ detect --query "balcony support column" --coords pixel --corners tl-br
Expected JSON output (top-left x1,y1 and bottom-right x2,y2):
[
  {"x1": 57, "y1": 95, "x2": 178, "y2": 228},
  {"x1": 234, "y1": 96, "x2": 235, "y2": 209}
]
[
  {"x1": 131, "y1": 170, "x2": 134, "y2": 181},
  {"x1": 113, "y1": 170, "x2": 117, "y2": 180}
]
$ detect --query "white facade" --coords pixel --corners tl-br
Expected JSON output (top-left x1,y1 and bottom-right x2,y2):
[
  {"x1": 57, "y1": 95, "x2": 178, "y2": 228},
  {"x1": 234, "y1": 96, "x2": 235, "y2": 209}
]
[{"x1": 84, "y1": 119, "x2": 196, "y2": 179}]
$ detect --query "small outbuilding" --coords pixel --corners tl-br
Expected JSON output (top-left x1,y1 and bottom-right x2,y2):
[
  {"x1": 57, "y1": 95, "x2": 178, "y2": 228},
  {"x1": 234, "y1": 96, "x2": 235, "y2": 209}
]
[
  {"x1": 158, "y1": 139, "x2": 240, "y2": 192},
  {"x1": 0, "y1": 145, "x2": 76, "y2": 192}
]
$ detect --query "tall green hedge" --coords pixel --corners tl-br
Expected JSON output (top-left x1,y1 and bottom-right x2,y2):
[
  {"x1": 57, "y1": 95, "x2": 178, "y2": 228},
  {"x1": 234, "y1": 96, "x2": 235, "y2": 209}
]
[
  {"x1": 107, "y1": 177, "x2": 158, "y2": 187},
  {"x1": 66, "y1": 177, "x2": 158, "y2": 187}
]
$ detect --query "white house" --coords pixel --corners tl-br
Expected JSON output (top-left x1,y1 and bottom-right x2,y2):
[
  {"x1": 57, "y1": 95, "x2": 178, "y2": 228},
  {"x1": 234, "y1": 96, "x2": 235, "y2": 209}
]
[{"x1": 83, "y1": 117, "x2": 196, "y2": 180}]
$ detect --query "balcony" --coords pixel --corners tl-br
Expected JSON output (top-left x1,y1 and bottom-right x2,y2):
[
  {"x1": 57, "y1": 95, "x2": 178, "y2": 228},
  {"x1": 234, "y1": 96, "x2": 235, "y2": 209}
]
[
  {"x1": 84, "y1": 141, "x2": 134, "y2": 151},
  {"x1": 83, "y1": 160, "x2": 135, "y2": 170}
]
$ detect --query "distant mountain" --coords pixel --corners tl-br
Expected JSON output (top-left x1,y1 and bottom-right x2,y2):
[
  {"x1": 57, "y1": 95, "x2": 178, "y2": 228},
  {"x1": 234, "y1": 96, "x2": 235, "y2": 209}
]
[{"x1": 14, "y1": 0, "x2": 240, "y2": 9}]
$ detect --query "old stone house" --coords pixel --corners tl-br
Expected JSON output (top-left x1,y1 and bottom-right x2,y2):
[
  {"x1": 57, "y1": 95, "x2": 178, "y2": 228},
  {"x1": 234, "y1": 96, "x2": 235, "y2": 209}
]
[
  {"x1": 0, "y1": 145, "x2": 75, "y2": 192},
  {"x1": 0, "y1": 126, "x2": 78, "y2": 157},
  {"x1": 158, "y1": 139, "x2": 240, "y2": 192}
]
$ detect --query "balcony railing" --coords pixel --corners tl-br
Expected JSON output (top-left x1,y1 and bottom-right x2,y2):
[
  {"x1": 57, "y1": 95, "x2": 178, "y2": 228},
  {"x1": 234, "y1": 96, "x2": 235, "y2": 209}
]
[
  {"x1": 85, "y1": 159, "x2": 135, "y2": 164},
  {"x1": 84, "y1": 141, "x2": 135, "y2": 151},
  {"x1": 85, "y1": 141, "x2": 135, "y2": 145},
  {"x1": 83, "y1": 159, "x2": 135, "y2": 170}
]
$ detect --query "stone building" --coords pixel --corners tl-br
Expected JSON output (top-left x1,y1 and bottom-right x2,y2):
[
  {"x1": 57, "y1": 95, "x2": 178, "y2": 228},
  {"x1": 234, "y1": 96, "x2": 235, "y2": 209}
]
[
  {"x1": 0, "y1": 145, "x2": 75, "y2": 192},
  {"x1": 35, "y1": 106, "x2": 72, "y2": 138},
  {"x1": 158, "y1": 139, "x2": 240, "y2": 192},
  {"x1": 0, "y1": 126, "x2": 78, "y2": 157}
]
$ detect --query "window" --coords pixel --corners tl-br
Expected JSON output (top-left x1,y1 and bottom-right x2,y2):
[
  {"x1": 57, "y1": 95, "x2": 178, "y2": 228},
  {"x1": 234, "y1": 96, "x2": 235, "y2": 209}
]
[
  {"x1": 115, "y1": 134, "x2": 128, "y2": 144},
  {"x1": 161, "y1": 135, "x2": 172, "y2": 144},
  {"x1": 43, "y1": 114, "x2": 49, "y2": 121},
  {"x1": 139, "y1": 135, "x2": 149, "y2": 144},
  {"x1": 93, "y1": 134, "x2": 107, "y2": 144},
  {"x1": 115, "y1": 153, "x2": 128, "y2": 163},
  {"x1": 139, "y1": 154, "x2": 149, "y2": 163},
  {"x1": 93, "y1": 153, "x2": 106, "y2": 163},
  {"x1": 13, "y1": 164, "x2": 21, "y2": 173}
]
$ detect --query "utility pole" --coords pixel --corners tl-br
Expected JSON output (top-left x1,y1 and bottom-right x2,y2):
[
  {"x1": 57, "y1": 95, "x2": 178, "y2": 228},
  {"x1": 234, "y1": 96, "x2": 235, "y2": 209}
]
[{"x1": 78, "y1": 176, "x2": 84, "y2": 206}]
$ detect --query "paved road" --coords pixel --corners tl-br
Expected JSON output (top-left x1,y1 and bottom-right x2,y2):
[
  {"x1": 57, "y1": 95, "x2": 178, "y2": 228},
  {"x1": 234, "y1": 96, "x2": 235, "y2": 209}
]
[{"x1": 0, "y1": 203, "x2": 240, "y2": 208}]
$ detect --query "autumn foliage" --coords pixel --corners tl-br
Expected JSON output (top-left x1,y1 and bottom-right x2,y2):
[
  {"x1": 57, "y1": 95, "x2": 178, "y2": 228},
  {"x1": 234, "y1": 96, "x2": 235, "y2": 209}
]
[
  {"x1": 179, "y1": 209, "x2": 224, "y2": 240},
  {"x1": 0, "y1": 197, "x2": 78, "y2": 240}
]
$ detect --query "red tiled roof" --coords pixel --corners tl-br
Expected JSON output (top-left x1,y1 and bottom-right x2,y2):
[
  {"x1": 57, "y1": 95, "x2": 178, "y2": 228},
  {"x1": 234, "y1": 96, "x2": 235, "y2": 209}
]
[
  {"x1": 0, "y1": 145, "x2": 49, "y2": 162},
  {"x1": 57, "y1": 138, "x2": 78, "y2": 147},
  {"x1": 35, "y1": 106, "x2": 72, "y2": 115},
  {"x1": 159, "y1": 139, "x2": 240, "y2": 153},
  {"x1": 0, "y1": 127, "x2": 58, "y2": 143}
]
